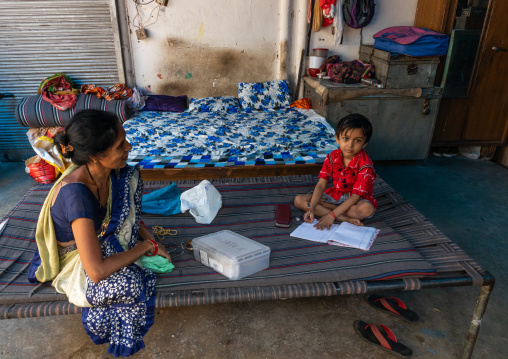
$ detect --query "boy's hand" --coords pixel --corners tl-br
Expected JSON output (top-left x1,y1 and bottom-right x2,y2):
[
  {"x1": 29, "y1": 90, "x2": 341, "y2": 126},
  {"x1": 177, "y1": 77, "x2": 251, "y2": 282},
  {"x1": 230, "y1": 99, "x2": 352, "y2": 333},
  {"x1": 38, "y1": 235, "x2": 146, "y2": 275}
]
[
  {"x1": 314, "y1": 214, "x2": 335, "y2": 230},
  {"x1": 303, "y1": 210, "x2": 314, "y2": 223}
]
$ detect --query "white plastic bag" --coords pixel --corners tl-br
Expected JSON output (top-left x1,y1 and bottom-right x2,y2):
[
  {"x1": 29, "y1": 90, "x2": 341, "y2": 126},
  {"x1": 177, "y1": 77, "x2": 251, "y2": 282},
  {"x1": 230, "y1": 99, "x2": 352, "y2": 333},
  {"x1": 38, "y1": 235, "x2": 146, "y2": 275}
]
[
  {"x1": 125, "y1": 87, "x2": 145, "y2": 112},
  {"x1": 26, "y1": 127, "x2": 71, "y2": 173},
  {"x1": 180, "y1": 180, "x2": 222, "y2": 224}
]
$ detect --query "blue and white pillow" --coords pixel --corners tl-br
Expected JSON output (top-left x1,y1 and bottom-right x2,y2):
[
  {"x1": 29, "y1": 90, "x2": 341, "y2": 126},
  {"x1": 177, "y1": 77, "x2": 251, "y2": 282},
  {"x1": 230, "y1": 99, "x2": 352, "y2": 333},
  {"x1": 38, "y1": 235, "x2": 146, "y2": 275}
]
[
  {"x1": 237, "y1": 80, "x2": 292, "y2": 110},
  {"x1": 188, "y1": 96, "x2": 241, "y2": 113}
]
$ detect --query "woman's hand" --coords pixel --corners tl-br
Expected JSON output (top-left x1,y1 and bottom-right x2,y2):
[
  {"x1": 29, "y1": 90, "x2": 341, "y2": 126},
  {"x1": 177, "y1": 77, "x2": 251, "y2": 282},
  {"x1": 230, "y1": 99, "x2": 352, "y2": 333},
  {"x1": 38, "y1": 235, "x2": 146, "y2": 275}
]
[
  {"x1": 139, "y1": 225, "x2": 172, "y2": 263},
  {"x1": 314, "y1": 213, "x2": 335, "y2": 230},
  {"x1": 144, "y1": 239, "x2": 172, "y2": 263},
  {"x1": 156, "y1": 244, "x2": 172, "y2": 263}
]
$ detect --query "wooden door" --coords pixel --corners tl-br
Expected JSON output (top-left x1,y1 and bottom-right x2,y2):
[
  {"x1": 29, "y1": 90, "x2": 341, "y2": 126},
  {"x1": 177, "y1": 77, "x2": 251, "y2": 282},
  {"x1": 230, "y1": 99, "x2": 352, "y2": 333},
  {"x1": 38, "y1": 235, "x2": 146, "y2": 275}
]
[
  {"x1": 416, "y1": 0, "x2": 508, "y2": 146},
  {"x1": 462, "y1": 0, "x2": 508, "y2": 142},
  {"x1": 414, "y1": 0, "x2": 457, "y2": 34}
]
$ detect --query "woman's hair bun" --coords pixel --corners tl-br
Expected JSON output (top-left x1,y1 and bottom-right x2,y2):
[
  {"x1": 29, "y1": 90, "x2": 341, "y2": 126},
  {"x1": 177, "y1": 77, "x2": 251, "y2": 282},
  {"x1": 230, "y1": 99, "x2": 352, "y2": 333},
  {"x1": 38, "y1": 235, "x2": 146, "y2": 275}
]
[
  {"x1": 53, "y1": 132, "x2": 73, "y2": 158},
  {"x1": 64, "y1": 147, "x2": 75, "y2": 159},
  {"x1": 54, "y1": 132, "x2": 68, "y2": 145}
]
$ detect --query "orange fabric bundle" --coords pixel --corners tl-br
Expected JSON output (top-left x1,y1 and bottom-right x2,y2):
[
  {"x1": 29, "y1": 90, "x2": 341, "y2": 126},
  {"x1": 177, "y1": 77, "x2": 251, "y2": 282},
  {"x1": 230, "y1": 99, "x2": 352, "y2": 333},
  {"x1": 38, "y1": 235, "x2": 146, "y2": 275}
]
[
  {"x1": 105, "y1": 83, "x2": 133, "y2": 101},
  {"x1": 81, "y1": 83, "x2": 133, "y2": 101},
  {"x1": 290, "y1": 98, "x2": 312, "y2": 110},
  {"x1": 81, "y1": 84, "x2": 106, "y2": 98}
]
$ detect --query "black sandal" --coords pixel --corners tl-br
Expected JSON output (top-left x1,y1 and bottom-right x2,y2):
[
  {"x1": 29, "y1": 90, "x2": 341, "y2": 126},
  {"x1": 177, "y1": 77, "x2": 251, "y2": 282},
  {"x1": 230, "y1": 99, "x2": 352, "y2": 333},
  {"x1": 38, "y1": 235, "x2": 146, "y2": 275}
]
[
  {"x1": 353, "y1": 320, "x2": 412, "y2": 358},
  {"x1": 365, "y1": 294, "x2": 419, "y2": 322}
]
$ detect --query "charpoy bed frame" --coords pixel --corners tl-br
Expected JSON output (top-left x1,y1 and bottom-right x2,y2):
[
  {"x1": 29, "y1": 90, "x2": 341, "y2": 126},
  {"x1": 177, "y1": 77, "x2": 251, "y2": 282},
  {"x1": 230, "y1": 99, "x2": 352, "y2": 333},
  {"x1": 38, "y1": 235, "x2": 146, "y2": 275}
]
[{"x1": 0, "y1": 174, "x2": 493, "y2": 359}]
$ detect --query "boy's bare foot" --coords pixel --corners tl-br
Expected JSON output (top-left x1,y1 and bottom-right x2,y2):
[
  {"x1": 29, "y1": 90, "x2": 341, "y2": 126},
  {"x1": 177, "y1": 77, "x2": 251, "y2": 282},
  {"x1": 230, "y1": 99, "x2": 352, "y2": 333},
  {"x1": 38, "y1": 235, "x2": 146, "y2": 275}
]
[{"x1": 337, "y1": 214, "x2": 364, "y2": 226}]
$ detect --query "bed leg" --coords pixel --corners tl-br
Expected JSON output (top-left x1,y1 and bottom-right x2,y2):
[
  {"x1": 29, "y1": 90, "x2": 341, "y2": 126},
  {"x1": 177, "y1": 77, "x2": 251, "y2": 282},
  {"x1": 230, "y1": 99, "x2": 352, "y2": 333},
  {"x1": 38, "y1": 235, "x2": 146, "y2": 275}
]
[{"x1": 461, "y1": 283, "x2": 494, "y2": 359}]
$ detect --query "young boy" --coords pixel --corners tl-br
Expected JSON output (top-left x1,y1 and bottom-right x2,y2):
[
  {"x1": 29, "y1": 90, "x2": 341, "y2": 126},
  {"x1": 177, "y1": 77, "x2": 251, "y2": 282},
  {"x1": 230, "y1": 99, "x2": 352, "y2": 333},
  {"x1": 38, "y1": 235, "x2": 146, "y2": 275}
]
[{"x1": 294, "y1": 113, "x2": 376, "y2": 230}]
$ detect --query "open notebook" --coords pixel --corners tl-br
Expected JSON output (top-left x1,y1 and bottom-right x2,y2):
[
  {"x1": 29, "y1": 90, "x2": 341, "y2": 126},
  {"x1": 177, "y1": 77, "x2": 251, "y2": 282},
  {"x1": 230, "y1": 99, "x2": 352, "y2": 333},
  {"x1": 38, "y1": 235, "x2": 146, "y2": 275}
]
[{"x1": 290, "y1": 220, "x2": 380, "y2": 251}]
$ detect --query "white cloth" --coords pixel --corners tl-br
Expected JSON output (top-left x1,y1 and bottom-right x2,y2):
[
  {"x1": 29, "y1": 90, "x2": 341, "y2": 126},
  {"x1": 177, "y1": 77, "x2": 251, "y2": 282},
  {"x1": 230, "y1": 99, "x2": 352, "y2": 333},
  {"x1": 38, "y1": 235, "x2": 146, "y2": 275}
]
[{"x1": 333, "y1": 0, "x2": 344, "y2": 46}]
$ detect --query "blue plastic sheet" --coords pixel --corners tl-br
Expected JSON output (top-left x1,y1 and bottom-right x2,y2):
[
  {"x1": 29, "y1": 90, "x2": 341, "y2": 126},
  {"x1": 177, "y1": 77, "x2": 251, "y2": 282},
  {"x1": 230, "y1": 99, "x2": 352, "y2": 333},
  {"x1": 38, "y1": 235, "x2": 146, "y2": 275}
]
[{"x1": 141, "y1": 183, "x2": 181, "y2": 216}]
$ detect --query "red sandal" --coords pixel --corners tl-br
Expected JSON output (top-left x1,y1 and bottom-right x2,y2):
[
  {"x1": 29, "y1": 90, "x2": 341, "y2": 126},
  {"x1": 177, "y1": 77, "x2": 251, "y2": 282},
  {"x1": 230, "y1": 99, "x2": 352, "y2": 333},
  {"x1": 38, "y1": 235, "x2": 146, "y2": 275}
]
[
  {"x1": 353, "y1": 320, "x2": 412, "y2": 358},
  {"x1": 365, "y1": 294, "x2": 419, "y2": 322}
]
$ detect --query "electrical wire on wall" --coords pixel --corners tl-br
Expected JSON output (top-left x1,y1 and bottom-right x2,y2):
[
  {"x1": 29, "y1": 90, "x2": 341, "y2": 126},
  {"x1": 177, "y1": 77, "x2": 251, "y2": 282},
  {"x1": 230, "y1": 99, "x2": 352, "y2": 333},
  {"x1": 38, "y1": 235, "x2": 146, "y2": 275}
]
[{"x1": 131, "y1": 0, "x2": 163, "y2": 35}]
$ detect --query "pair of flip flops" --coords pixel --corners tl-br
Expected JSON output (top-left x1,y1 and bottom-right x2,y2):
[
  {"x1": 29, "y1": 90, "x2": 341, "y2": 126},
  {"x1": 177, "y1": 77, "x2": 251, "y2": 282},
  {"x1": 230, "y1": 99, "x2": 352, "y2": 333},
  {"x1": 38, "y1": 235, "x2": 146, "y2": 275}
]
[{"x1": 354, "y1": 295, "x2": 419, "y2": 358}]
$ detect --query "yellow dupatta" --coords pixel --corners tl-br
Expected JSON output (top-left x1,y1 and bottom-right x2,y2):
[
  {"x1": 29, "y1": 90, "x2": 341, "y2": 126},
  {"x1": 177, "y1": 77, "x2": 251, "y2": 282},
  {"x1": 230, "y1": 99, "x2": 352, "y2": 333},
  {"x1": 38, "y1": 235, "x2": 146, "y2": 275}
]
[{"x1": 34, "y1": 164, "x2": 79, "y2": 282}]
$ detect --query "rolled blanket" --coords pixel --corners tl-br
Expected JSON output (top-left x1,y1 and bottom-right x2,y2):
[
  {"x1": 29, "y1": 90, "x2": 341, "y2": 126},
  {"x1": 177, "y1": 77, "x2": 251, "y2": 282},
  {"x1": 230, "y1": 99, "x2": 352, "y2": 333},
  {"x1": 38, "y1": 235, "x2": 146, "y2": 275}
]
[{"x1": 16, "y1": 94, "x2": 133, "y2": 127}]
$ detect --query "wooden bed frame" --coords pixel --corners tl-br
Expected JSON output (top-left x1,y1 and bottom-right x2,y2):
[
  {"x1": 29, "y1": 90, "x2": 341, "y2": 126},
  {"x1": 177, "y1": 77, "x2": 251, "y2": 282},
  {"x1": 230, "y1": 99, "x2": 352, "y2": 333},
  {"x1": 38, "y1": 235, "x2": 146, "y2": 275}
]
[{"x1": 140, "y1": 164, "x2": 322, "y2": 181}]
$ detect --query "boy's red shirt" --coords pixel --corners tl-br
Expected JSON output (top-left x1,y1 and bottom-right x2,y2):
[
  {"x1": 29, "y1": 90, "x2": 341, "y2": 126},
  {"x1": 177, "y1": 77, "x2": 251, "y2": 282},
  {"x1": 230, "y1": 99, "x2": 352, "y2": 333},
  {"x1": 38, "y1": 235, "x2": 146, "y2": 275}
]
[{"x1": 318, "y1": 149, "x2": 377, "y2": 208}]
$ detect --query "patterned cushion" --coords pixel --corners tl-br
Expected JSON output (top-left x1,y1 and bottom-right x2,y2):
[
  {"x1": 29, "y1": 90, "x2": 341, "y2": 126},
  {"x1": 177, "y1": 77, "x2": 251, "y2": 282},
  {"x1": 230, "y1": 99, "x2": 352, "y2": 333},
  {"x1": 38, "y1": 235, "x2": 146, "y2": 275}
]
[
  {"x1": 237, "y1": 80, "x2": 292, "y2": 110},
  {"x1": 188, "y1": 96, "x2": 241, "y2": 113}
]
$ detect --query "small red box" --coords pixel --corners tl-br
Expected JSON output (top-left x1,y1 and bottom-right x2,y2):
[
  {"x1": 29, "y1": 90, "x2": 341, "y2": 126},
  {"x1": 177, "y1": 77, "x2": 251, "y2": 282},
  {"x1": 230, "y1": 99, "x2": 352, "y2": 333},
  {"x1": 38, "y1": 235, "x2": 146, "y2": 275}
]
[{"x1": 275, "y1": 204, "x2": 291, "y2": 228}]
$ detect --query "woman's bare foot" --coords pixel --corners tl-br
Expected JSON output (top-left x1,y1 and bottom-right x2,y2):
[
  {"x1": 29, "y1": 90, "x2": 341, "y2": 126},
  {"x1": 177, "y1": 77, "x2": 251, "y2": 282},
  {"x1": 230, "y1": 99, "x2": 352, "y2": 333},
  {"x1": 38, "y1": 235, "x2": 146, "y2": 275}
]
[{"x1": 337, "y1": 214, "x2": 364, "y2": 226}]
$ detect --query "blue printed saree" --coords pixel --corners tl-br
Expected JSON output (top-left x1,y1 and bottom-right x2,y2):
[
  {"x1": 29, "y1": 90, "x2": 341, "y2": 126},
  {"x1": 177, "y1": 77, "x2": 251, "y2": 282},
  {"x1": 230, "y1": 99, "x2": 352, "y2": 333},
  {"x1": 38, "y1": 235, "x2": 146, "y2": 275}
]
[{"x1": 81, "y1": 166, "x2": 156, "y2": 357}]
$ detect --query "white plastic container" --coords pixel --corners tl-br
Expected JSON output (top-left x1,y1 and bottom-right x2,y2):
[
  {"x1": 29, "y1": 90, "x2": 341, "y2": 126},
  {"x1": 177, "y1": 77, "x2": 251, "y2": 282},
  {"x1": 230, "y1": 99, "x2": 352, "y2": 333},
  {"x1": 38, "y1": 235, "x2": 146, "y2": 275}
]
[
  {"x1": 308, "y1": 55, "x2": 326, "y2": 69},
  {"x1": 192, "y1": 230, "x2": 271, "y2": 280}
]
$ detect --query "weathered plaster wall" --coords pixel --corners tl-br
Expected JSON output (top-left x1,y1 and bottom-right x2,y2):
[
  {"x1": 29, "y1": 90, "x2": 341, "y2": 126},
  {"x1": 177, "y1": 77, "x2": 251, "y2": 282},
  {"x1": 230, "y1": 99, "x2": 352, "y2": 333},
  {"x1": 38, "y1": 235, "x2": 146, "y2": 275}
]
[
  {"x1": 125, "y1": 0, "x2": 303, "y2": 98},
  {"x1": 125, "y1": 0, "x2": 417, "y2": 99}
]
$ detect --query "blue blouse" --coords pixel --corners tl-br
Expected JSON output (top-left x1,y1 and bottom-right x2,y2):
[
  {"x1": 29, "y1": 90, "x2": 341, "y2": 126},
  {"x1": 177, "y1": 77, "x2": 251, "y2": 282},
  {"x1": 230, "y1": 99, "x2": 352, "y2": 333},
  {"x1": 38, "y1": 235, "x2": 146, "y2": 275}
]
[{"x1": 51, "y1": 183, "x2": 107, "y2": 242}]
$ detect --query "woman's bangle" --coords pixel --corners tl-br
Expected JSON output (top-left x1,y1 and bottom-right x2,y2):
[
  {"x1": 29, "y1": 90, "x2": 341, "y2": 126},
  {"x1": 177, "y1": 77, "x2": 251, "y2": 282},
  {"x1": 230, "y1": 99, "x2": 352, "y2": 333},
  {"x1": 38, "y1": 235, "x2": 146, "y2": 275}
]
[
  {"x1": 145, "y1": 239, "x2": 158, "y2": 256},
  {"x1": 328, "y1": 211, "x2": 337, "y2": 219}
]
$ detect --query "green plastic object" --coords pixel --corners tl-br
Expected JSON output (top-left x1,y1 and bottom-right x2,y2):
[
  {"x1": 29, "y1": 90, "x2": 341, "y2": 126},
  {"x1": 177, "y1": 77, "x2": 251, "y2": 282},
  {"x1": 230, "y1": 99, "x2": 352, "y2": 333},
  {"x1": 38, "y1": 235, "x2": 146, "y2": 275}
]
[{"x1": 140, "y1": 255, "x2": 175, "y2": 274}]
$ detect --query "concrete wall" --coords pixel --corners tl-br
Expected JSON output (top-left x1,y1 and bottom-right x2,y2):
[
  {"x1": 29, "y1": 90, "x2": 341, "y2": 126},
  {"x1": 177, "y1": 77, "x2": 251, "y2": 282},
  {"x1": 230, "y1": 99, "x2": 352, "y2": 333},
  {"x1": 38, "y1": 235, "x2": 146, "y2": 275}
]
[
  {"x1": 125, "y1": 0, "x2": 416, "y2": 99},
  {"x1": 310, "y1": 0, "x2": 418, "y2": 61}
]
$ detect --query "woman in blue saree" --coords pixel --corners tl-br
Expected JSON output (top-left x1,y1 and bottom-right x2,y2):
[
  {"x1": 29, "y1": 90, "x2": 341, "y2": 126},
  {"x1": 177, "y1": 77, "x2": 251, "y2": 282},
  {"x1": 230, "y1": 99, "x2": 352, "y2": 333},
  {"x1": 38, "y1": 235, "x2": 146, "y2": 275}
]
[{"x1": 28, "y1": 110, "x2": 172, "y2": 357}]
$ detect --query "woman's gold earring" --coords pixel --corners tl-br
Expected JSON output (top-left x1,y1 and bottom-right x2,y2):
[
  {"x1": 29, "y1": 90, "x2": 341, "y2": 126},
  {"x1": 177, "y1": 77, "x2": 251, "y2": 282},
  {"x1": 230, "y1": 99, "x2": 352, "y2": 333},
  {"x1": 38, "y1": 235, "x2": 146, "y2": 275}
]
[{"x1": 94, "y1": 159, "x2": 98, "y2": 167}]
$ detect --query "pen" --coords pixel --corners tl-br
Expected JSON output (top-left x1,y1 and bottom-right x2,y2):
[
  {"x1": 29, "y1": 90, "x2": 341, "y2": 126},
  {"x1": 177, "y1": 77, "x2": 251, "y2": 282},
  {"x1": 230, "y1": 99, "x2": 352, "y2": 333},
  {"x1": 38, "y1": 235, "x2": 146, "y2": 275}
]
[{"x1": 307, "y1": 203, "x2": 311, "y2": 218}]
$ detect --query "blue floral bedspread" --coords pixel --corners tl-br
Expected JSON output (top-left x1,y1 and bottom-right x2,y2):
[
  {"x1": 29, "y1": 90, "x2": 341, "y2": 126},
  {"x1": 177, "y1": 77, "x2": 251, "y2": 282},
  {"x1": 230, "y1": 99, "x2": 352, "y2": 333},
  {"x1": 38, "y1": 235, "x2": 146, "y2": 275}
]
[{"x1": 125, "y1": 108, "x2": 338, "y2": 168}]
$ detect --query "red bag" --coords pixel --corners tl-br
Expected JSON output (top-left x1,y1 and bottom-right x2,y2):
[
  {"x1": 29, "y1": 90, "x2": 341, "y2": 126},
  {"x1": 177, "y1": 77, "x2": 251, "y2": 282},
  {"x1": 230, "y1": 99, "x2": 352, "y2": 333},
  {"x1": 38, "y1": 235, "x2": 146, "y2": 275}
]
[{"x1": 25, "y1": 155, "x2": 58, "y2": 184}]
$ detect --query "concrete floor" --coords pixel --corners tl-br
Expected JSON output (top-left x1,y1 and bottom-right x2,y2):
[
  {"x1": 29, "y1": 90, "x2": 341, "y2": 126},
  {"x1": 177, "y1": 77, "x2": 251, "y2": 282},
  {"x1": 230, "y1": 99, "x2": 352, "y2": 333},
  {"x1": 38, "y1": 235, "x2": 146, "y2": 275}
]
[{"x1": 0, "y1": 156, "x2": 506, "y2": 359}]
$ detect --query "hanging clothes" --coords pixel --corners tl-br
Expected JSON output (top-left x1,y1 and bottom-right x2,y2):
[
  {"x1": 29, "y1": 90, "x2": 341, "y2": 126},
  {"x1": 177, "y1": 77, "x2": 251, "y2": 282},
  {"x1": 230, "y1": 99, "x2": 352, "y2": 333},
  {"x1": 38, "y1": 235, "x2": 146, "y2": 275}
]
[
  {"x1": 320, "y1": 0, "x2": 336, "y2": 27},
  {"x1": 333, "y1": 0, "x2": 344, "y2": 45}
]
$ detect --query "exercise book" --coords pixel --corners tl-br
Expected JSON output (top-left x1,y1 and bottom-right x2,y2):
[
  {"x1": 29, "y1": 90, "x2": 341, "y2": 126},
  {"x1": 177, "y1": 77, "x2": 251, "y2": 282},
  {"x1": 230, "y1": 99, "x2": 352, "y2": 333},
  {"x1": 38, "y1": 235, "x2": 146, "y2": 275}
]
[{"x1": 290, "y1": 220, "x2": 380, "y2": 251}]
